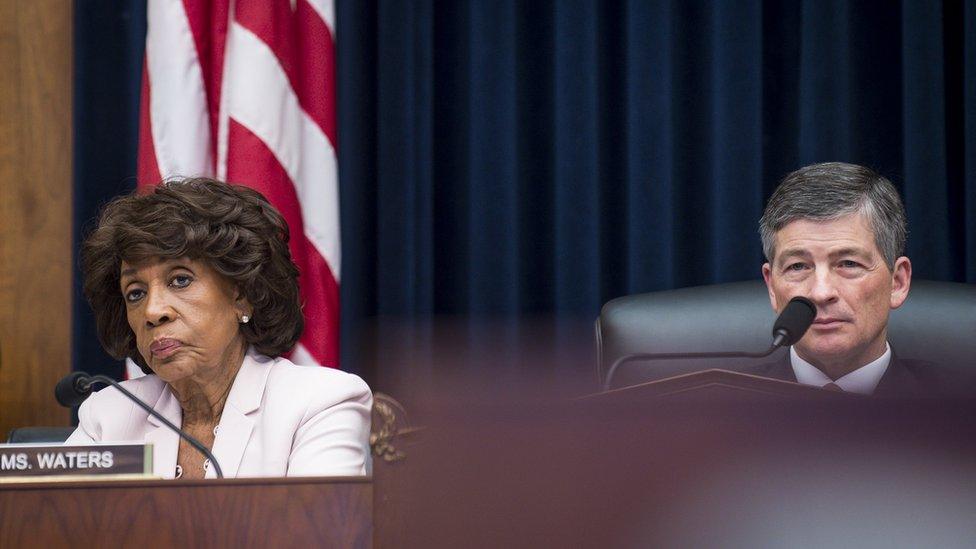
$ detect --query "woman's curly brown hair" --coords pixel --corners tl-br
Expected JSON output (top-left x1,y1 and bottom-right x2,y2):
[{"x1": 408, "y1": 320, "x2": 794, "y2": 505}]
[{"x1": 81, "y1": 178, "x2": 304, "y2": 373}]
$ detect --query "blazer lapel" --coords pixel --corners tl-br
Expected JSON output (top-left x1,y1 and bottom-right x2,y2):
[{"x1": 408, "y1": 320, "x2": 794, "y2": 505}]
[
  {"x1": 208, "y1": 350, "x2": 273, "y2": 478},
  {"x1": 752, "y1": 351, "x2": 797, "y2": 383},
  {"x1": 145, "y1": 385, "x2": 183, "y2": 479},
  {"x1": 775, "y1": 352, "x2": 797, "y2": 383}
]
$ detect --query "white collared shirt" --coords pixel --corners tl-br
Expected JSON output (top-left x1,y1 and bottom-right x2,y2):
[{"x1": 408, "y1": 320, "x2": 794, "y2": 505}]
[{"x1": 790, "y1": 343, "x2": 891, "y2": 395}]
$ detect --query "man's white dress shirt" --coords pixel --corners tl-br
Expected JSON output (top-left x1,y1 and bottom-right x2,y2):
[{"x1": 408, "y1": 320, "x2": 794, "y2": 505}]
[{"x1": 790, "y1": 343, "x2": 891, "y2": 395}]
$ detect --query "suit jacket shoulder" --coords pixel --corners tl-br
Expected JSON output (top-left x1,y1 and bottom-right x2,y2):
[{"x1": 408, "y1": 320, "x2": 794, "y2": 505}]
[
  {"x1": 69, "y1": 374, "x2": 169, "y2": 443},
  {"x1": 263, "y1": 355, "x2": 372, "y2": 412},
  {"x1": 876, "y1": 354, "x2": 970, "y2": 397},
  {"x1": 735, "y1": 348, "x2": 965, "y2": 397}
]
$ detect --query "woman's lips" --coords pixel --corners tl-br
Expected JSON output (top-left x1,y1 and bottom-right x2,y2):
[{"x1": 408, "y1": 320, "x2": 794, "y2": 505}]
[{"x1": 150, "y1": 338, "x2": 182, "y2": 358}]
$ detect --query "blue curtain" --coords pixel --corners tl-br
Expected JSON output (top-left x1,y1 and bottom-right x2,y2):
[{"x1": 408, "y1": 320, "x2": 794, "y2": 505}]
[
  {"x1": 73, "y1": 1, "x2": 146, "y2": 380},
  {"x1": 74, "y1": 1, "x2": 976, "y2": 383}
]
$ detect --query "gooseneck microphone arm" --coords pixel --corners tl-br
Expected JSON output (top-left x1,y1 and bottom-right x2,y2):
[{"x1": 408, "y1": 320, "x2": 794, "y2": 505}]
[
  {"x1": 601, "y1": 345, "x2": 781, "y2": 392},
  {"x1": 602, "y1": 296, "x2": 817, "y2": 392},
  {"x1": 56, "y1": 372, "x2": 224, "y2": 479}
]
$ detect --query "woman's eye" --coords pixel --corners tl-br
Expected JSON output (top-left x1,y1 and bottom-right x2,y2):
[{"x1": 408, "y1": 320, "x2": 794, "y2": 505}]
[
  {"x1": 171, "y1": 275, "x2": 193, "y2": 288},
  {"x1": 125, "y1": 289, "x2": 145, "y2": 303}
]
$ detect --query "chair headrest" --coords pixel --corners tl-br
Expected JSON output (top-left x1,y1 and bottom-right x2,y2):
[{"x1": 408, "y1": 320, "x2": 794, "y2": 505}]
[{"x1": 597, "y1": 279, "x2": 976, "y2": 387}]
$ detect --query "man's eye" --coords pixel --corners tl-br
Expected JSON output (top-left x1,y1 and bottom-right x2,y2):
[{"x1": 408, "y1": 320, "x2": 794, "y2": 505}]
[
  {"x1": 786, "y1": 263, "x2": 806, "y2": 271},
  {"x1": 839, "y1": 260, "x2": 860, "y2": 268},
  {"x1": 171, "y1": 275, "x2": 193, "y2": 288},
  {"x1": 125, "y1": 289, "x2": 145, "y2": 303}
]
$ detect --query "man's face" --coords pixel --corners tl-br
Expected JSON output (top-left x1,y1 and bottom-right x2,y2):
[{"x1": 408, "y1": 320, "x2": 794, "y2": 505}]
[{"x1": 762, "y1": 212, "x2": 911, "y2": 373}]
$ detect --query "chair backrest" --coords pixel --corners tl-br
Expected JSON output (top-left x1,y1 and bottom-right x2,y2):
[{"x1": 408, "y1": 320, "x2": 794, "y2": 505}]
[
  {"x1": 596, "y1": 279, "x2": 976, "y2": 389},
  {"x1": 6, "y1": 426, "x2": 75, "y2": 443}
]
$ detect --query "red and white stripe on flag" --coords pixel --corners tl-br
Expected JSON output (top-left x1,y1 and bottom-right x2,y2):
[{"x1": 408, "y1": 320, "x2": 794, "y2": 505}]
[{"x1": 134, "y1": 0, "x2": 340, "y2": 373}]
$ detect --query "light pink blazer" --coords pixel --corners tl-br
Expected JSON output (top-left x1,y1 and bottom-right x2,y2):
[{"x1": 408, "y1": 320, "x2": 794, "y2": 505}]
[{"x1": 65, "y1": 348, "x2": 372, "y2": 479}]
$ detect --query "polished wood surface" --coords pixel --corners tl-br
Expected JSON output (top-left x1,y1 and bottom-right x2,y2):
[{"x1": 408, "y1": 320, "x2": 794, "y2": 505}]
[
  {"x1": 0, "y1": 476, "x2": 372, "y2": 547},
  {"x1": 0, "y1": 0, "x2": 73, "y2": 438}
]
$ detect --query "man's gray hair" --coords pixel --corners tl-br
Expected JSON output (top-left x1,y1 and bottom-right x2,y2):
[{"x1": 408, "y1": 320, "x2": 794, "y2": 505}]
[{"x1": 759, "y1": 162, "x2": 907, "y2": 269}]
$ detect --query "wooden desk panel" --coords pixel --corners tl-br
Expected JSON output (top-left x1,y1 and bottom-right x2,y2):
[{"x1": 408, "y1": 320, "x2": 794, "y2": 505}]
[{"x1": 0, "y1": 477, "x2": 371, "y2": 548}]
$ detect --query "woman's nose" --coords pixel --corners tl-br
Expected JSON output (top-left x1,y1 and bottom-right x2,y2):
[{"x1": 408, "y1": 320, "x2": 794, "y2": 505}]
[{"x1": 143, "y1": 289, "x2": 175, "y2": 326}]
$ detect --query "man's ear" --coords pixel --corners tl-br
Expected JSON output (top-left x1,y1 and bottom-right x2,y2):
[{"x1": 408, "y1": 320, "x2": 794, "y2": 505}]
[
  {"x1": 890, "y1": 256, "x2": 912, "y2": 309},
  {"x1": 762, "y1": 262, "x2": 779, "y2": 311}
]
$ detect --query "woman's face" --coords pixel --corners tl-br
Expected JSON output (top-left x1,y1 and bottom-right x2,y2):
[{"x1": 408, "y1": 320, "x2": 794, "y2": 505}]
[{"x1": 119, "y1": 257, "x2": 251, "y2": 384}]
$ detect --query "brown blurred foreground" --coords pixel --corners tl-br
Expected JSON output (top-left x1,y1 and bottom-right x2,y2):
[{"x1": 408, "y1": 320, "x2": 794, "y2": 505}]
[
  {"x1": 370, "y1": 354, "x2": 976, "y2": 547},
  {"x1": 347, "y1": 316, "x2": 976, "y2": 547}
]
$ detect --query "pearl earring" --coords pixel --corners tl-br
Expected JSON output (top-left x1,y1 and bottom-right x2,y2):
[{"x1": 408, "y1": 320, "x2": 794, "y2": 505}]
[{"x1": 241, "y1": 315, "x2": 250, "y2": 324}]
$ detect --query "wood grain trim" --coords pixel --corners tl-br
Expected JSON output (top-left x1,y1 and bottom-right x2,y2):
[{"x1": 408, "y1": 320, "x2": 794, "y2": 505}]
[{"x1": 0, "y1": 1, "x2": 73, "y2": 438}]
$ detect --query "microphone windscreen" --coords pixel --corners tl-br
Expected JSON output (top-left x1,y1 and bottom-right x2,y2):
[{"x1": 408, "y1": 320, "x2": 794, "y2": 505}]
[
  {"x1": 55, "y1": 372, "x2": 92, "y2": 408},
  {"x1": 772, "y1": 296, "x2": 817, "y2": 345}
]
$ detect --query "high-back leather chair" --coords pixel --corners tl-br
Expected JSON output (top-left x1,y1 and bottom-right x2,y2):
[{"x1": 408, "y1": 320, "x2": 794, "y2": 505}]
[
  {"x1": 596, "y1": 279, "x2": 976, "y2": 390},
  {"x1": 6, "y1": 426, "x2": 75, "y2": 443}
]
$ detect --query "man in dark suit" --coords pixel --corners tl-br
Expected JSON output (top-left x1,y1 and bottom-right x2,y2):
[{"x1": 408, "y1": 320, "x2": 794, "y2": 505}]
[{"x1": 744, "y1": 162, "x2": 940, "y2": 396}]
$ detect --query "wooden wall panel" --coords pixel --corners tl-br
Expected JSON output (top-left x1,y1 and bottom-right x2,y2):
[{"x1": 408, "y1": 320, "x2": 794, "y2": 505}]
[{"x1": 0, "y1": 0, "x2": 73, "y2": 438}]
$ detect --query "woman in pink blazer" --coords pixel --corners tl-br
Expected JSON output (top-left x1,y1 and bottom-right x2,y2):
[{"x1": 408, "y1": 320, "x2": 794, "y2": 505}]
[{"x1": 66, "y1": 178, "x2": 371, "y2": 479}]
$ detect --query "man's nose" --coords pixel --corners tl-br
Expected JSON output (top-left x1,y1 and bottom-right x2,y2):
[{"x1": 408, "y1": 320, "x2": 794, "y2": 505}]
[
  {"x1": 807, "y1": 268, "x2": 839, "y2": 306},
  {"x1": 143, "y1": 289, "x2": 174, "y2": 327}
]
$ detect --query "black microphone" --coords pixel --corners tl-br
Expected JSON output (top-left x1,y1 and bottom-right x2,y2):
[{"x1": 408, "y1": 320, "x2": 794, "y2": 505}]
[
  {"x1": 602, "y1": 296, "x2": 818, "y2": 391},
  {"x1": 771, "y1": 296, "x2": 817, "y2": 348},
  {"x1": 55, "y1": 372, "x2": 225, "y2": 478},
  {"x1": 55, "y1": 372, "x2": 95, "y2": 408}
]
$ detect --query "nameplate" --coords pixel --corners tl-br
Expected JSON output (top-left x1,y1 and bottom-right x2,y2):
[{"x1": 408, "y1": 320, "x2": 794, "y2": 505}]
[{"x1": 0, "y1": 443, "x2": 152, "y2": 478}]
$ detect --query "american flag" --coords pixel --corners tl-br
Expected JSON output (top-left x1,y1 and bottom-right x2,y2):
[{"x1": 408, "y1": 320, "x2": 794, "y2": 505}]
[{"x1": 134, "y1": 0, "x2": 340, "y2": 374}]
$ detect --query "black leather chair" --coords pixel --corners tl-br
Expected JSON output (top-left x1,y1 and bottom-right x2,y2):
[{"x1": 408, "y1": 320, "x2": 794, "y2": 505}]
[
  {"x1": 6, "y1": 426, "x2": 75, "y2": 443},
  {"x1": 596, "y1": 279, "x2": 976, "y2": 390}
]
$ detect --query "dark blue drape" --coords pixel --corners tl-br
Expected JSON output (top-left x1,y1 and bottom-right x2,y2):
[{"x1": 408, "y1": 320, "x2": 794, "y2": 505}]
[
  {"x1": 74, "y1": 1, "x2": 976, "y2": 385},
  {"x1": 73, "y1": 1, "x2": 146, "y2": 380}
]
